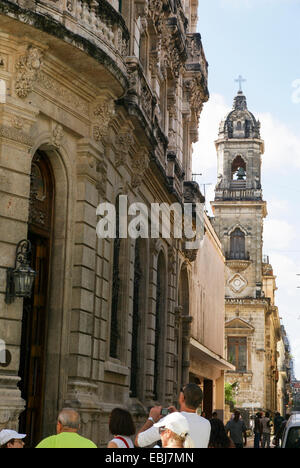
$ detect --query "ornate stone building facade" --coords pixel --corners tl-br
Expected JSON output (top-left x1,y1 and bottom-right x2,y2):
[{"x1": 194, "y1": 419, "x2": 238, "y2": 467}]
[
  {"x1": 0, "y1": 0, "x2": 210, "y2": 447},
  {"x1": 277, "y1": 325, "x2": 293, "y2": 416},
  {"x1": 212, "y1": 90, "x2": 281, "y2": 421}
]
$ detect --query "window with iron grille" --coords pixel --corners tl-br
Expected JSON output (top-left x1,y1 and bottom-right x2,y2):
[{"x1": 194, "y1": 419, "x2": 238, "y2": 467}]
[{"x1": 229, "y1": 228, "x2": 247, "y2": 260}]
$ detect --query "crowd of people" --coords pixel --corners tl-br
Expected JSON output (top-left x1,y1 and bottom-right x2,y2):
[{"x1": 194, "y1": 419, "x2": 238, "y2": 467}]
[{"x1": 0, "y1": 383, "x2": 290, "y2": 449}]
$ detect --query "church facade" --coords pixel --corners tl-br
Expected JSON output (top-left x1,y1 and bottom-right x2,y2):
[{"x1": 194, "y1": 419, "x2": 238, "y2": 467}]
[
  {"x1": 212, "y1": 90, "x2": 281, "y2": 421},
  {"x1": 0, "y1": 0, "x2": 215, "y2": 447}
]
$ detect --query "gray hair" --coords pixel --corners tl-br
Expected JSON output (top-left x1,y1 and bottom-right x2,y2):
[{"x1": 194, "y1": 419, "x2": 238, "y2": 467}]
[{"x1": 58, "y1": 408, "x2": 81, "y2": 430}]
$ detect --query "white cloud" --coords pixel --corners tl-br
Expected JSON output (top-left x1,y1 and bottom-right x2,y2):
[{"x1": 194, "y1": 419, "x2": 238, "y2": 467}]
[
  {"x1": 258, "y1": 112, "x2": 300, "y2": 171},
  {"x1": 264, "y1": 219, "x2": 297, "y2": 251},
  {"x1": 267, "y1": 199, "x2": 291, "y2": 217},
  {"x1": 193, "y1": 94, "x2": 230, "y2": 172}
]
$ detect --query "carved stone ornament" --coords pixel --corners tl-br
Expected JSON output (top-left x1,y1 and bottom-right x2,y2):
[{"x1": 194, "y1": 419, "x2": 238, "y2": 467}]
[
  {"x1": 11, "y1": 116, "x2": 24, "y2": 130},
  {"x1": 131, "y1": 147, "x2": 149, "y2": 189},
  {"x1": 168, "y1": 246, "x2": 177, "y2": 274},
  {"x1": 228, "y1": 273, "x2": 248, "y2": 293},
  {"x1": 96, "y1": 159, "x2": 108, "y2": 196},
  {"x1": 0, "y1": 125, "x2": 33, "y2": 146},
  {"x1": 183, "y1": 248, "x2": 198, "y2": 263},
  {"x1": 115, "y1": 131, "x2": 134, "y2": 167},
  {"x1": 52, "y1": 123, "x2": 64, "y2": 149},
  {"x1": 184, "y1": 77, "x2": 207, "y2": 117},
  {"x1": 92, "y1": 98, "x2": 115, "y2": 142},
  {"x1": 15, "y1": 46, "x2": 43, "y2": 98}
]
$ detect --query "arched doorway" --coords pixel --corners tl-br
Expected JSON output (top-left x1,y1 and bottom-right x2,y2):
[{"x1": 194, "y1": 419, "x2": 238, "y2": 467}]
[{"x1": 18, "y1": 150, "x2": 54, "y2": 447}]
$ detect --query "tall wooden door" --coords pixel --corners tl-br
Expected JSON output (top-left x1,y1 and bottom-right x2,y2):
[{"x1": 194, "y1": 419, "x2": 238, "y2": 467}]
[{"x1": 19, "y1": 151, "x2": 54, "y2": 447}]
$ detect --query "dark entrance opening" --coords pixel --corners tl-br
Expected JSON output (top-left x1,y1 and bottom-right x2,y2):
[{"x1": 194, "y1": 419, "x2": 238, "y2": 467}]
[
  {"x1": 18, "y1": 151, "x2": 54, "y2": 447},
  {"x1": 203, "y1": 379, "x2": 213, "y2": 420}
]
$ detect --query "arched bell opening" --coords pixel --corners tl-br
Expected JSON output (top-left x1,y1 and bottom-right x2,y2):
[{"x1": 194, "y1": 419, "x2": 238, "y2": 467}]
[{"x1": 232, "y1": 156, "x2": 246, "y2": 181}]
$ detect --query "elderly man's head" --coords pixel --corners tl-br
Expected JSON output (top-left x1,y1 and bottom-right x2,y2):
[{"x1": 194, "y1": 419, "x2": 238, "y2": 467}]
[{"x1": 56, "y1": 409, "x2": 81, "y2": 434}]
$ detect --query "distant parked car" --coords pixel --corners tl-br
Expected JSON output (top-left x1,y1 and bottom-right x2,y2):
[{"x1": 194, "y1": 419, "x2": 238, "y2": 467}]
[{"x1": 282, "y1": 414, "x2": 300, "y2": 448}]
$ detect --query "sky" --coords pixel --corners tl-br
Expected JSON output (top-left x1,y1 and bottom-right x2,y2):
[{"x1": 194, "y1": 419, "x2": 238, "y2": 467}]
[{"x1": 194, "y1": 0, "x2": 300, "y2": 379}]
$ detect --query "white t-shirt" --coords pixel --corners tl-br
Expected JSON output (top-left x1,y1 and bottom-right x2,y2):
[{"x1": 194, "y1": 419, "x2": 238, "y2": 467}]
[
  {"x1": 110, "y1": 436, "x2": 135, "y2": 448},
  {"x1": 137, "y1": 412, "x2": 211, "y2": 449}
]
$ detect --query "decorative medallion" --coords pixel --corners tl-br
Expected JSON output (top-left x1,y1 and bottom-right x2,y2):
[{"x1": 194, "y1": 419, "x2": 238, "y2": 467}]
[{"x1": 228, "y1": 273, "x2": 247, "y2": 294}]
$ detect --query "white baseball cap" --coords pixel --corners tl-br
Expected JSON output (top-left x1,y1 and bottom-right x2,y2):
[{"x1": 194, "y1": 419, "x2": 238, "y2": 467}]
[
  {"x1": 154, "y1": 412, "x2": 190, "y2": 438},
  {"x1": 0, "y1": 430, "x2": 26, "y2": 446}
]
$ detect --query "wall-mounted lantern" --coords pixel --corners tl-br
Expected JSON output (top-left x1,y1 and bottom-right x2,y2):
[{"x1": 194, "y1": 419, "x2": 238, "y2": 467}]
[{"x1": 5, "y1": 240, "x2": 36, "y2": 305}]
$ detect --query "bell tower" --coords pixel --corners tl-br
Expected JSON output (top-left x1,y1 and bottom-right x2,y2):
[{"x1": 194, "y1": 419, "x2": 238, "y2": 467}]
[
  {"x1": 212, "y1": 88, "x2": 267, "y2": 299},
  {"x1": 212, "y1": 86, "x2": 281, "y2": 419}
]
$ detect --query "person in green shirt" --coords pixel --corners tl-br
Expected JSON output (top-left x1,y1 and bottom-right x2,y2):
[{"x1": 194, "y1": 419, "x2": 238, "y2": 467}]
[{"x1": 36, "y1": 408, "x2": 97, "y2": 449}]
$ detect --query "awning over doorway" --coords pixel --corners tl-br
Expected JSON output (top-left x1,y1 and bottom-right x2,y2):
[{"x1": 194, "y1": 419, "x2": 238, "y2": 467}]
[{"x1": 190, "y1": 338, "x2": 236, "y2": 371}]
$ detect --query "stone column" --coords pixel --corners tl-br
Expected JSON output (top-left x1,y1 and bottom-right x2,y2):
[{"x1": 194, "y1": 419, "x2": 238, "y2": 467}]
[
  {"x1": 0, "y1": 98, "x2": 38, "y2": 429},
  {"x1": 66, "y1": 138, "x2": 105, "y2": 436},
  {"x1": 215, "y1": 372, "x2": 225, "y2": 422}
]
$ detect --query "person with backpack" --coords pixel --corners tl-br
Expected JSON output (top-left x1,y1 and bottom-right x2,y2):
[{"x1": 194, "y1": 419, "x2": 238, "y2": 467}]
[{"x1": 107, "y1": 408, "x2": 136, "y2": 448}]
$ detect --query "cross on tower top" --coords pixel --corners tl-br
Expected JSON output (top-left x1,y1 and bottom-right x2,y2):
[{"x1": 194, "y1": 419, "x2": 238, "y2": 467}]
[{"x1": 235, "y1": 75, "x2": 246, "y2": 93}]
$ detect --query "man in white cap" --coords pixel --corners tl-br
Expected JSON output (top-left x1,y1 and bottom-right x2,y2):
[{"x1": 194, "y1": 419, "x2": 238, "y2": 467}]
[
  {"x1": 154, "y1": 412, "x2": 195, "y2": 449},
  {"x1": 0, "y1": 430, "x2": 26, "y2": 448}
]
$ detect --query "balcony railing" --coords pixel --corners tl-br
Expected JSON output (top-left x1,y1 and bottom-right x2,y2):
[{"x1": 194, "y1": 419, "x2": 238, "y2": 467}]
[
  {"x1": 10, "y1": 0, "x2": 130, "y2": 59},
  {"x1": 226, "y1": 252, "x2": 250, "y2": 261}
]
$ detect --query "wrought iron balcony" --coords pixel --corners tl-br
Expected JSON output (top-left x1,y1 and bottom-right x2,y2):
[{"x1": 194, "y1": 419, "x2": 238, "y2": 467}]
[{"x1": 226, "y1": 251, "x2": 250, "y2": 261}]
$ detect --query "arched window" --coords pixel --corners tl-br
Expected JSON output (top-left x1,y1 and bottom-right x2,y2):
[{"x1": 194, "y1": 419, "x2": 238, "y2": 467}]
[
  {"x1": 230, "y1": 228, "x2": 247, "y2": 260},
  {"x1": 236, "y1": 121, "x2": 242, "y2": 130},
  {"x1": 130, "y1": 238, "x2": 142, "y2": 398},
  {"x1": 177, "y1": 267, "x2": 190, "y2": 392},
  {"x1": 0, "y1": 80, "x2": 6, "y2": 103},
  {"x1": 232, "y1": 156, "x2": 246, "y2": 181},
  {"x1": 110, "y1": 197, "x2": 121, "y2": 359},
  {"x1": 154, "y1": 252, "x2": 166, "y2": 401}
]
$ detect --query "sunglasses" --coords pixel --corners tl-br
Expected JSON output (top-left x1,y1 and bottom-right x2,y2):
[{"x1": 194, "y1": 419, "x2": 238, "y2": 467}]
[{"x1": 159, "y1": 427, "x2": 167, "y2": 435}]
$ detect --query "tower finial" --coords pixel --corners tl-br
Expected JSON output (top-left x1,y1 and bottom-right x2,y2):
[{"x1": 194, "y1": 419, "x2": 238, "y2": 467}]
[{"x1": 235, "y1": 75, "x2": 246, "y2": 93}]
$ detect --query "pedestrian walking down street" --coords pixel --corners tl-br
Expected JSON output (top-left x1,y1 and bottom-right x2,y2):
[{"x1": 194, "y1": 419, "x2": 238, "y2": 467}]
[
  {"x1": 275, "y1": 414, "x2": 291, "y2": 446},
  {"x1": 261, "y1": 412, "x2": 272, "y2": 449},
  {"x1": 36, "y1": 408, "x2": 97, "y2": 448},
  {"x1": 154, "y1": 412, "x2": 195, "y2": 448},
  {"x1": 254, "y1": 412, "x2": 263, "y2": 449},
  {"x1": 225, "y1": 411, "x2": 247, "y2": 449},
  {"x1": 209, "y1": 418, "x2": 235, "y2": 448},
  {"x1": 0, "y1": 430, "x2": 26, "y2": 449},
  {"x1": 274, "y1": 412, "x2": 284, "y2": 436},
  {"x1": 107, "y1": 408, "x2": 136, "y2": 448},
  {"x1": 135, "y1": 383, "x2": 211, "y2": 448}
]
